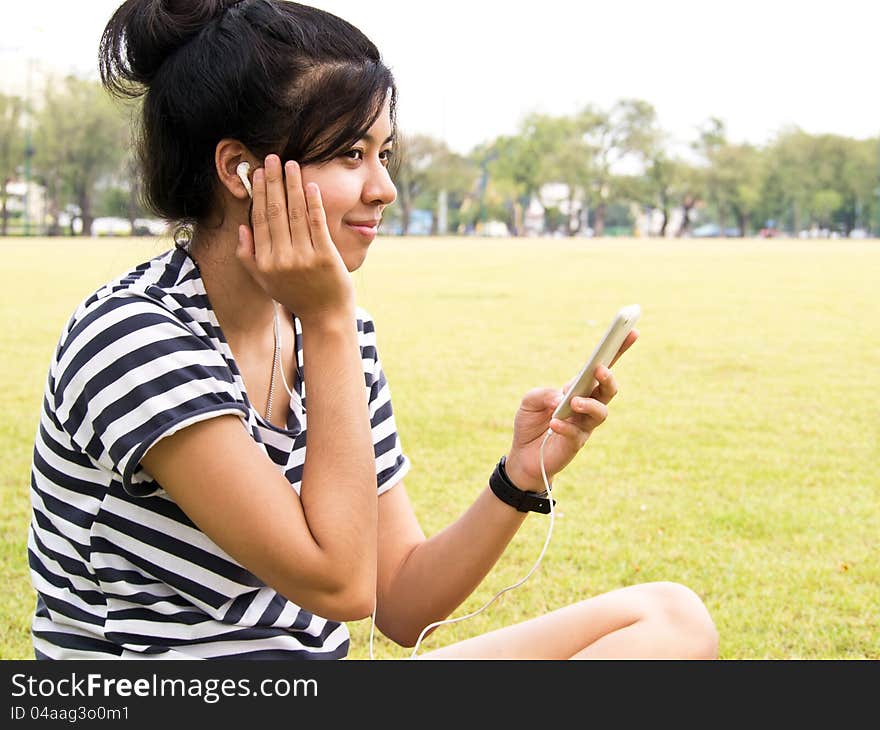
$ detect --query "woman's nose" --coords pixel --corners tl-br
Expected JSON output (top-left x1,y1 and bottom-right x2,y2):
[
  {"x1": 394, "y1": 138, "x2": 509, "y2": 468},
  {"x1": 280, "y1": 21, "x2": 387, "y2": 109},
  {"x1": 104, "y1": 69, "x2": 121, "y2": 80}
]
[{"x1": 364, "y1": 164, "x2": 397, "y2": 206}]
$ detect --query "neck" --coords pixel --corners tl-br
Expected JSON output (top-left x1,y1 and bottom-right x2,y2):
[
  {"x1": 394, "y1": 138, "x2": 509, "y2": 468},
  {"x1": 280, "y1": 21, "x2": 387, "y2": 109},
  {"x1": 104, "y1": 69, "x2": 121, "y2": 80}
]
[{"x1": 189, "y1": 225, "x2": 276, "y2": 342}]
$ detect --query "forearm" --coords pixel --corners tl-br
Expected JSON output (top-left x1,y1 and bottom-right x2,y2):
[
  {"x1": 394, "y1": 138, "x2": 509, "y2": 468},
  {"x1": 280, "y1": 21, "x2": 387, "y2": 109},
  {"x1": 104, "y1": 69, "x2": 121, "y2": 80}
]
[
  {"x1": 379, "y1": 485, "x2": 531, "y2": 646},
  {"x1": 299, "y1": 313, "x2": 378, "y2": 589}
]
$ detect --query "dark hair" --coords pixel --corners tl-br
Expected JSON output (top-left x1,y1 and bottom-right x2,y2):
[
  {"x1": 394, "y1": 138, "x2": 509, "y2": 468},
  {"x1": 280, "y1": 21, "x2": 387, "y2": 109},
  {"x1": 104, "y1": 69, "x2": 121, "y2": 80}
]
[{"x1": 99, "y1": 0, "x2": 397, "y2": 225}]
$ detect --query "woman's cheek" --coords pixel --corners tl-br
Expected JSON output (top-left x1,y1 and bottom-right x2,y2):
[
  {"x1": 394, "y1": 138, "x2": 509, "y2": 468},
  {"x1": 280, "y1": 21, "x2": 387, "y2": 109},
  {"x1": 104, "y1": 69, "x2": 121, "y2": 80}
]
[
  {"x1": 326, "y1": 216, "x2": 342, "y2": 242},
  {"x1": 317, "y1": 194, "x2": 344, "y2": 239}
]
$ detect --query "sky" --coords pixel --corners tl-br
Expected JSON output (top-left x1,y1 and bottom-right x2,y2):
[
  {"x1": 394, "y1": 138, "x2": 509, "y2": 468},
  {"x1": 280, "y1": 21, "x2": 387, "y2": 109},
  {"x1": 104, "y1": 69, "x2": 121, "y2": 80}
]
[{"x1": 2, "y1": 0, "x2": 878, "y2": 156}]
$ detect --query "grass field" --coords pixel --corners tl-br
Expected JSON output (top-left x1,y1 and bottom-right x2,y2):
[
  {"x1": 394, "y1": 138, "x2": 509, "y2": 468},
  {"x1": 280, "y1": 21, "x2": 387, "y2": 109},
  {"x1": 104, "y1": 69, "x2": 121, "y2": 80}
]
[{"x1": 1, "y1": 235, "x2": 878, "y2": 660}]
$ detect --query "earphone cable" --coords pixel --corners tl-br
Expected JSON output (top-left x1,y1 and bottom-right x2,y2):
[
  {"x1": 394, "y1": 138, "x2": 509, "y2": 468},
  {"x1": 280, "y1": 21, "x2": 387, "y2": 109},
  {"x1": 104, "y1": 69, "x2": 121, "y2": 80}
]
[
  {"x1": 273, "y1": 304, "x2": 304, "y2": 408},
  {"x1": 368, "y1": 428, "x2": 556, "y2": 659},
  {"x1": 405, "y1": 429, "x2": 555, "y2": 658}
]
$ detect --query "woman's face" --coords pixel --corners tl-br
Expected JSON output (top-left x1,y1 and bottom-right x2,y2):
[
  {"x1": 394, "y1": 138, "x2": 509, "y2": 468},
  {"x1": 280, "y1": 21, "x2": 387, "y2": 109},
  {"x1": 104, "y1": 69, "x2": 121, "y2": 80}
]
[{"x1": 299, "y1": 98, "x2": 397, "y2": 272}]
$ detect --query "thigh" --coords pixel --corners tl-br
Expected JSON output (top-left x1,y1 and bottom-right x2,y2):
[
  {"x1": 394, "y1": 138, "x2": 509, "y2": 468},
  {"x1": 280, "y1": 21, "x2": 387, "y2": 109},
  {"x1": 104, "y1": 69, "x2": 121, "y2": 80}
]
[{"x1": 416, "y1": 583, "x2": 653, "y2": 660}]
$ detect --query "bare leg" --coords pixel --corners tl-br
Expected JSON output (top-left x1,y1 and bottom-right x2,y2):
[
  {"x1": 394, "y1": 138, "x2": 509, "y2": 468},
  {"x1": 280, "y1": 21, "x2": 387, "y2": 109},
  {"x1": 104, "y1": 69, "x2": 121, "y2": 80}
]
[{"x1": 417, "y1": 582, "x2": 718, "y2": 660}]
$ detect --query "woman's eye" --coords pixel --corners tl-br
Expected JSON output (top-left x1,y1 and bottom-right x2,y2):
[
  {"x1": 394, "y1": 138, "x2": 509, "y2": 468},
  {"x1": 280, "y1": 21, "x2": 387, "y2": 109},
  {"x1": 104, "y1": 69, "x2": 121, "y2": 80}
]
[{"x1": 342, "y1": 148, "x2": 393, "y2": 165}]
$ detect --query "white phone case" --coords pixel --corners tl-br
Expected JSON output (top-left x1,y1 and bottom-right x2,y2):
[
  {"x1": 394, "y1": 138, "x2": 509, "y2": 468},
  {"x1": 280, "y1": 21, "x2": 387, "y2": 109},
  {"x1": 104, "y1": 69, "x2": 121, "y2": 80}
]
[{"x1": 551, "y1": 304, "x2": 641, "y2": 421}]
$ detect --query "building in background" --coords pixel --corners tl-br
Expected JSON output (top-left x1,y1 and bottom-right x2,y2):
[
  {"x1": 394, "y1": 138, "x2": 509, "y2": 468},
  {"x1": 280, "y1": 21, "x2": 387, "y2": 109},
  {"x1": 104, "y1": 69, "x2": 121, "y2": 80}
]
[{"x1": 2, "y1": 179, "x2": 47, "y2": 235}]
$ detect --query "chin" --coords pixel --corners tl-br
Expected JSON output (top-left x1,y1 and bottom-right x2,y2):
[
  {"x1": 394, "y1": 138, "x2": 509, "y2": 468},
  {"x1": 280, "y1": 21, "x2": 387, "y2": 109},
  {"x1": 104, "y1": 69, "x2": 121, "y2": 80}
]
[{"x1": 343, "y1": 250, "x2": 369, "y2": 272}]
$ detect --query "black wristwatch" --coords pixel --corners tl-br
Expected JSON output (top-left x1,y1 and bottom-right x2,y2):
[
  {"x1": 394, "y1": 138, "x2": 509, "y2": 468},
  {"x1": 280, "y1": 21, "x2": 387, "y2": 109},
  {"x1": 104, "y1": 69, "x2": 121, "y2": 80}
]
[{"x1": 488, "y1": 456, "x2": 555, "y2": 514}]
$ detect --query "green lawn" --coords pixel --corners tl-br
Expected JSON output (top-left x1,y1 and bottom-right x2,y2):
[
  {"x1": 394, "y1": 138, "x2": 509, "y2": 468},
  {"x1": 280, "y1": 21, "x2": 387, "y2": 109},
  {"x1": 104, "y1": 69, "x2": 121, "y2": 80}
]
[{"x1": 2, "y1": 235, "x2": 878, "y2": 659}]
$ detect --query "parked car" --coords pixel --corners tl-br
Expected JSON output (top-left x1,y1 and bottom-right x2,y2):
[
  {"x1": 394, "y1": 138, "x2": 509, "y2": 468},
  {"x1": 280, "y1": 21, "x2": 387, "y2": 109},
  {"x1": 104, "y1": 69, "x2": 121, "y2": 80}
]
[
  {"x1": 133, "y1": 218, "x2": 170, "y2": 236},
  {"x1": 692, "y1": 223, "x2": 742, "y2": 238},
  {"x1": 91, "y1": 217, "x2": 132, "y2": 236}
]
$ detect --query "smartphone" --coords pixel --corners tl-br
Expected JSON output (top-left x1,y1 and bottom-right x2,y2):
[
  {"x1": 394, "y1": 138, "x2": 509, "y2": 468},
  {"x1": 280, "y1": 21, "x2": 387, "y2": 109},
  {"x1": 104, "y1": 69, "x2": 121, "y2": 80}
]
[{"x1": 551, "y1": 304, "x2": 641, "y2": 421}]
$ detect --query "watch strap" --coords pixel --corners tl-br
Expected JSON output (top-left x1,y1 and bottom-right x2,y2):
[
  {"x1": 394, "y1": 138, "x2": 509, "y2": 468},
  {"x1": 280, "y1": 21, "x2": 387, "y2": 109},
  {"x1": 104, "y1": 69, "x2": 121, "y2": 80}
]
[{"x1": 489, "y1": 456, "x2": 555, "y2": 514}]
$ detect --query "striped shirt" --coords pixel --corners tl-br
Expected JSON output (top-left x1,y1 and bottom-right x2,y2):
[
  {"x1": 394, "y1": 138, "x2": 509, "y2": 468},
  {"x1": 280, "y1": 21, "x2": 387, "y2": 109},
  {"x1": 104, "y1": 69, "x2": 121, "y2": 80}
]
[{"x1": 28, "y1": 246, "x2": 410, "y2": 659}]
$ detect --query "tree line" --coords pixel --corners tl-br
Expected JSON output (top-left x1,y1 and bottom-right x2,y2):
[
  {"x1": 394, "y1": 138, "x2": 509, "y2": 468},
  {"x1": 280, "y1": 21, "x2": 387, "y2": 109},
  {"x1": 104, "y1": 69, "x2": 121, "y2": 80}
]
[{"x1": 1, "y1": 76, "x2": 878, "y2": 238}]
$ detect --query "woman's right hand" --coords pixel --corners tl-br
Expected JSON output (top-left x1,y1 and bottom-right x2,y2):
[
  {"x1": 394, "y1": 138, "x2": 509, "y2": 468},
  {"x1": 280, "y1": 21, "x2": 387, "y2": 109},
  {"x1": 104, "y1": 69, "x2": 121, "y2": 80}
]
[{"x1": 236, "y1": 154, "x2": 355, "y2": 324}]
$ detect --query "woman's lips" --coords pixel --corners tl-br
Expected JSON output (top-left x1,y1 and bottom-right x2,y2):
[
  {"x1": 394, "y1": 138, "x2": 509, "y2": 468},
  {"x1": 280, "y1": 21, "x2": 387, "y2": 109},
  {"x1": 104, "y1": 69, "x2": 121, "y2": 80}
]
[{"x1": 345, "y1": 220, "x2": 380, "y2": 239}]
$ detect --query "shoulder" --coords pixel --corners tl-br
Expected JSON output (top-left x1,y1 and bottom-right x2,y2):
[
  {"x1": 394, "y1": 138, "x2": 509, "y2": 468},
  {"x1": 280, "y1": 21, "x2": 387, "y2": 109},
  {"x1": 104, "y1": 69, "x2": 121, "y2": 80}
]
[
  {"x1": 52, "y1": 248, "x2": 230, "y2": 402},
  {"x1": 58, "y1": 247, "x2": 208, "y2": 355}
]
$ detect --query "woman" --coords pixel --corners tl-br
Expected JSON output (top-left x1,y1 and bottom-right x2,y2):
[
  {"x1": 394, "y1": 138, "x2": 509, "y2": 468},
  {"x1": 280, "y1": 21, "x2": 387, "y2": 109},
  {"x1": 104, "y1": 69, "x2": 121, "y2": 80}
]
[{"x1": 28, "y1": 0, "x2": 718, "y2": 659}]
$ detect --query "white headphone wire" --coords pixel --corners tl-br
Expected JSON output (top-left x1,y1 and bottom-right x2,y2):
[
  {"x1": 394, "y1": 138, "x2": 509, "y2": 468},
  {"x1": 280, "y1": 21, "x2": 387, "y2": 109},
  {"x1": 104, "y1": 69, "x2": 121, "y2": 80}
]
[
  {"x1": 402, "y1": 429, "x2": 555, "y2": 658},
  {"x1": 274, "y1": 295, "x2": 556, "y2": 660},
  {"x1": 273, "y1": 304, "x2": 304, "y2": 408},
  {"x1": 368, "y1": 429, "x2": 556, "y2": 660}
]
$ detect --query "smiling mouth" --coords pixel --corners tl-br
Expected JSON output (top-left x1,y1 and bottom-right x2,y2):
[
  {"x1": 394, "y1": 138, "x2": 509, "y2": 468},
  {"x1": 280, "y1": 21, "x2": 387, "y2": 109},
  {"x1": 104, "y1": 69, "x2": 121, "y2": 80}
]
[{"x1": 345, "y1": 222, "x2": 379, "y2": 239}]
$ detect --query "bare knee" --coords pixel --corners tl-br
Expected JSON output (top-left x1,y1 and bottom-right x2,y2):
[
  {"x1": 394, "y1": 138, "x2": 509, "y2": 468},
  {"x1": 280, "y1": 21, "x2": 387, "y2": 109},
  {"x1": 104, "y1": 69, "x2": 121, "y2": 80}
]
[{"x1": 639, "y1": 581, "x2": 719, "y2": 659}]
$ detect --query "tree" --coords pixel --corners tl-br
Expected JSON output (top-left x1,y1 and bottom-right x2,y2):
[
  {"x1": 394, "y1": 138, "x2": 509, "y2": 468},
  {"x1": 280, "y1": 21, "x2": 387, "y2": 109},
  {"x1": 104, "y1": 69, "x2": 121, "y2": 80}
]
[
  {"x1": 421, "y1": 143, "x2": 475, "y2": 235},
  {"x1": 484, "y1": 133, "x2": 542, "y2": 236},
  {"x1": 815, "y1": 134, "x2": 876, "y2": 234},
  {"x1": 32, "y1": 75, "x2": 131, "y2": 236},
  {"x1": 526, "y1": 113, "x2": 594, "y2": 236},
  {"x1": 0, "y1": 93, "x2": 25, "y2": 235},
  {"x1": 642, "y1": 153, "x2": 676, "y2": 236},
  {"x1": 674, "y1": 162, "x2": 703, "y2": 237},
  {"x1": 392, "y1": 133, "x2": 474, "y2": 235},
  {"x1": 760, "y1": 129, "x2": 877, "y2": 235},
  {"x1": 842, "y1": 137, "x2": 879, "y2": 234},
  {"x1": 714, "y1": 143, "x2": 765, "y2": 236},
  {"x1": 692, "y1": 117, "x2": 728, "y2": 230},
  {"x1": 811, "y1": 189, "x2": 843, "y2": 229},
  {"x1": 578, "y1": 99, "x2": 658, "y2": 236},
  {"x1": 762, "y1": 127, "x2": 816, "y2": 234}
]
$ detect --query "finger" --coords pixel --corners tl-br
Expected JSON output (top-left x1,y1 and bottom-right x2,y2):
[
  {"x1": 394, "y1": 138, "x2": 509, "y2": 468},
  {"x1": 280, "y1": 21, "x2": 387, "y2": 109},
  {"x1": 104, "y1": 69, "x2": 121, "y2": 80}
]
[
  {"x1": 236, "y1": 223, "x2": 255, "y2": 264},
  {"x1": 236, "y1": 224, "x2": 263, "y2": 281},
  {"x1": 568, "y1": 396, "x2": 609, "y2": 426},
  {"x1": 520, "y1": 387, "x2": 559, "y2": 412},
  {"x1": 263, "y1": 154, "x2": 290, "y2": 254},
  {"x1": 284, "y1": 160, "x2": 311, "y2": 248},
  {"x1": 590, "y1": 366, "x2": 618, "y2": 404},
  {"x1": 248, "y1": 166, "x2": 273, "y2": 264},
  {"x1": 608, "y1": 329, "x2": 638, "y2": 368},
  {"x1": 304, "y1": 183, "x2": 333, "y2": 250},
  {"x1": 549, "y1": 416, "x2": 590, "y2": 446}
]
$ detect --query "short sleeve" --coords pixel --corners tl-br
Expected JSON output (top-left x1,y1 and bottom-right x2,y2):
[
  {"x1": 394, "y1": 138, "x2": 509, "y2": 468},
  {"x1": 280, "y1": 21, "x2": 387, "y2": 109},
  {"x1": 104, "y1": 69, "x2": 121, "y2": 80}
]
[
  {"x1": 52, "y1": 295, "x2": 248, "y2": 496},
  {"x1": 358, "y1": 309, "x2": 410, "y2": 494}
]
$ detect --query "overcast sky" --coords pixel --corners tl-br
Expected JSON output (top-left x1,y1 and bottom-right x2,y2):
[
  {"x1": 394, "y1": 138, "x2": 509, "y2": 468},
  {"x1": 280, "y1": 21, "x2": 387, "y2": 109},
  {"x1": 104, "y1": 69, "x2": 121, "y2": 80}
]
[{"x1": 2, "y1": 1, "x2": 878, "y2": 155}]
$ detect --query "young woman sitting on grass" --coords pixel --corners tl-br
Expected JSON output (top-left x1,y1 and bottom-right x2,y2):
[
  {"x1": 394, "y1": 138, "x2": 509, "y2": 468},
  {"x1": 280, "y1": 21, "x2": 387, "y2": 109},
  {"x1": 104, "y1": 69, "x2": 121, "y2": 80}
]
[{"x1": 27, "y1": 0, "x2": 718, "y2": 660}]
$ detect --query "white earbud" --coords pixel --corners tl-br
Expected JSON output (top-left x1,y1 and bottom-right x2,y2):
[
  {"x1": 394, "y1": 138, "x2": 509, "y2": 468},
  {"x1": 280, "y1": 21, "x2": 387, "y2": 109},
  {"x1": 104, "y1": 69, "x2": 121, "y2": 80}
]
[{"x1": 236, "y1": 161, "x2": 253, "y2": 199}]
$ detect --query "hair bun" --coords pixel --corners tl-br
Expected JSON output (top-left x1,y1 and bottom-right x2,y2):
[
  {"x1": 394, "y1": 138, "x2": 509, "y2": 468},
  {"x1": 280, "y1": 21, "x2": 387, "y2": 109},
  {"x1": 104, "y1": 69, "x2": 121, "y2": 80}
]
[{"x1": 100, "y1": 0, "x2": 240, "y2": 97}]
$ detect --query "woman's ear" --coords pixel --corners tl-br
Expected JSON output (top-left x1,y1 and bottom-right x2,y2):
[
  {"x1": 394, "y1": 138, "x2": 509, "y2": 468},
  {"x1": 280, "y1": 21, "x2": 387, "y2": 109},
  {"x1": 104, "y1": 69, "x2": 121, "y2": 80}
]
[{"x1": 215, "y1": 139, "x2": 256, "y2": 201}]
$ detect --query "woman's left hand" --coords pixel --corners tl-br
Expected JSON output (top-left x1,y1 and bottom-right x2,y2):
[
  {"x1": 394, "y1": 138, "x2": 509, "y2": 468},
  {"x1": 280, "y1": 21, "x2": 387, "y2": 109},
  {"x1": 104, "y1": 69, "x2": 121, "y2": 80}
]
[{"x1": 503, "y1": 330, "x2": 638, "y2": 493}]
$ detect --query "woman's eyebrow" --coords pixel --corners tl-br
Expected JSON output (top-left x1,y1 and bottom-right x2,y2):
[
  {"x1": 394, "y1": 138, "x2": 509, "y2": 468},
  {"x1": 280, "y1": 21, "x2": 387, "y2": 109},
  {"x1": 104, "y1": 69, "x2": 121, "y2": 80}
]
[{"x1": 361, "y1": 133, "x2": 395, "y2": 145}]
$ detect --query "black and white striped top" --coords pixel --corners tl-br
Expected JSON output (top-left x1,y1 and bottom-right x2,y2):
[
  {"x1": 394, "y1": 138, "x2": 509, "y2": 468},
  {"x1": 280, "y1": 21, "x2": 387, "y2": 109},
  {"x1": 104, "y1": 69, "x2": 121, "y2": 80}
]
[{"x1": 28, "y1": 246, "x2": 410, "y2": 659}]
